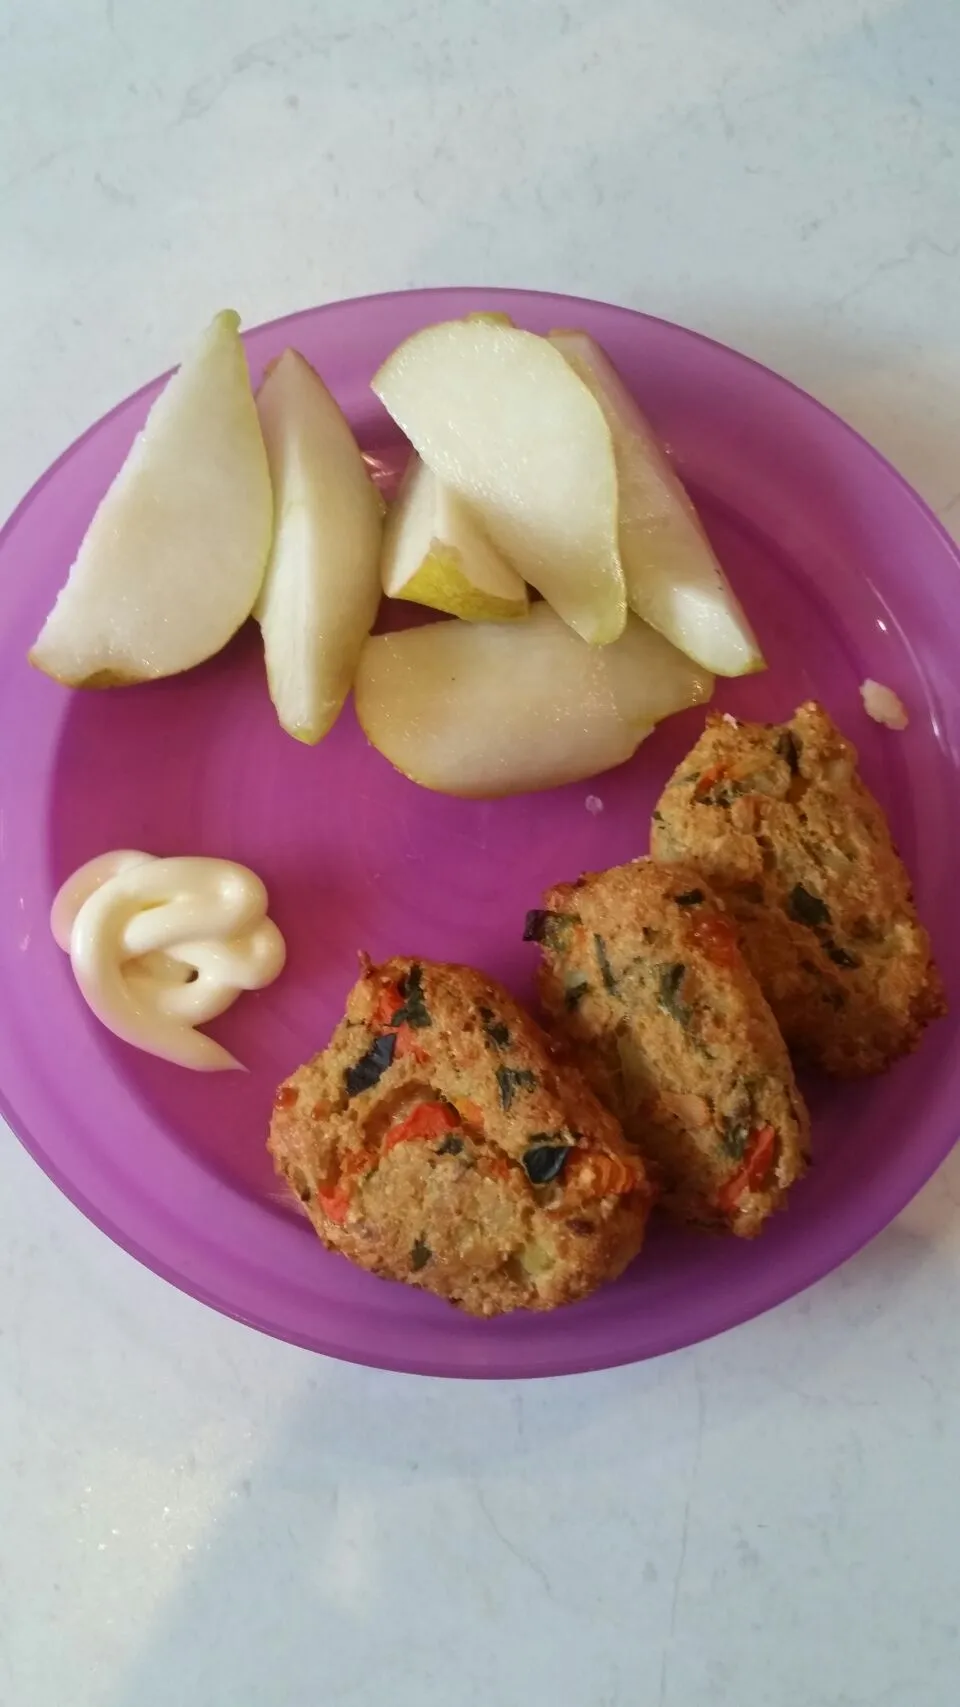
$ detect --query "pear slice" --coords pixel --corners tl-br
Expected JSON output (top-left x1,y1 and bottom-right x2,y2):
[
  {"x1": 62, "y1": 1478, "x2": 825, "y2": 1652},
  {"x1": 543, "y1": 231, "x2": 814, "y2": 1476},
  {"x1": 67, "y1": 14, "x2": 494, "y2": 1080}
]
[
  {"x1": 549, "y1": 330, "x2": 764, "y2": 677},
  {"x1": 372, "y1": 319, "x2": 626, "y2": 645},
  {"x1": 254, "y1": 350, "x2": 384, "y2": 743},
  {"x1": 381, "y1": 455, "x2": 528, "y2": 622},
  {"x1": 355, "y1": 602, "x2": 713, "y2": 798},
  {"x1": 30, "y1": 311, "x2": 272, "y2": 687}
]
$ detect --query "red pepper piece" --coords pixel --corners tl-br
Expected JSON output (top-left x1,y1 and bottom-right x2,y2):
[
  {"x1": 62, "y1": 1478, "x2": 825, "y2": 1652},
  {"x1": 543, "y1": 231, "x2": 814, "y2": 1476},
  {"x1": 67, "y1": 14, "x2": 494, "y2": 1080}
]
[
  {"x1": 693, "y1": 763, "x2": 727, "y2": 801},
  {"x1": 374, "y1": 982, "x2": 404, "y2": 1028},
  {"x1": 317, "y1": 1185, "x2": 351, "y2": 1224},
  {"x1": 567, "y1": 1149, "x2": 641, "y2": 1198},
  {"x1": 717, "y1": 1124, "x2": 776, "y2": 1213},
  {"x1": 383, "y1": 1100, "x2": 460, "y2": 1153},
  {"x1": 689, "y1": 912, "x2": 741, "y2": 968}
]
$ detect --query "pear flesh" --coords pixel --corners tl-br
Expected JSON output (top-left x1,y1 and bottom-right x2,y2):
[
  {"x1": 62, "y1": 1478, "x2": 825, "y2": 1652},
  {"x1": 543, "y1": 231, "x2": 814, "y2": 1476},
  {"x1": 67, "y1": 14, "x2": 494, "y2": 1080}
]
[
  {"x1": 382, "y1": 455, "x2": 528, "y2": 622},
  {"x1": 255, "y1": 350, "x2": 385, "y2": 743},
  {"x1": 30, "y1": 310, "x2": 272, "y2": 687},
  {"x1": 355, "y1": 602, "x2": 713, "y2": 798},
  {"x1": 372, "y1": 319, "x2": 627, "y2": 646},
  {"x1": 549, "y1": 329, "x2": 764, "y2": 677}
]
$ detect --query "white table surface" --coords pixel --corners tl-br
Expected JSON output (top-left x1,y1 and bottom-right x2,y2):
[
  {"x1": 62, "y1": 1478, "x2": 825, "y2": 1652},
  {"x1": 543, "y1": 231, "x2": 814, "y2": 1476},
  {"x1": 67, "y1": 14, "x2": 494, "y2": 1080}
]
[{"x1": 3, "y1": 3, "x2": 960, "y2": 1703}]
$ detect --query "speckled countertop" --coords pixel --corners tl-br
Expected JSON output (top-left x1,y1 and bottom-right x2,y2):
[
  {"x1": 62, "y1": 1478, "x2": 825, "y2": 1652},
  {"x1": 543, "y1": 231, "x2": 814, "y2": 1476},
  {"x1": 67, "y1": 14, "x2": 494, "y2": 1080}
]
[{"x1": 2, "y1": 4, "x2": 960, "y2": 1704}]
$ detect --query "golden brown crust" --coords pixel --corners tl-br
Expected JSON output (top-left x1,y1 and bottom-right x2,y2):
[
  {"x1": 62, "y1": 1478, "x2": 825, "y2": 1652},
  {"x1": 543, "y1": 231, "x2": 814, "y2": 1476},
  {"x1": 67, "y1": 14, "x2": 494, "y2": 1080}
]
[
  {"x1": 268, "y1": 956, "x2": 653, "y2": 1316},
  {"x1": 650, "y1": 703, "x2": 946, "y2": 1076},
  {"x1": 531, "y1": 858, "x2": 810, "y2": 1237}
]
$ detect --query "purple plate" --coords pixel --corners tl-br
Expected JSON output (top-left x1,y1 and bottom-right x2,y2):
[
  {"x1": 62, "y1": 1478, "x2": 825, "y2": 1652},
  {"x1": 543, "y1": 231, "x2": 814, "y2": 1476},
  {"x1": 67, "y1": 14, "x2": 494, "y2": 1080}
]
[{"x1": 1, "y1": 288, "x2": 958, "y2": 1378}]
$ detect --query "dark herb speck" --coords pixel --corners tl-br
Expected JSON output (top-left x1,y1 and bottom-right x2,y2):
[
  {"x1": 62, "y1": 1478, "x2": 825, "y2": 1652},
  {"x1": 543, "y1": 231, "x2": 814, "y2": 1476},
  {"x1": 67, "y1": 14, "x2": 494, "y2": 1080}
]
[
  {"x1": 523, "y1": 910, "x2": 579, "y2": 949},
  {"x1": 675, "y1": 888, "x2": 704, "y2": 907},
  {"x1": 479, "y1": 1005, "x2": 512, "y2": 1048},
  {"x1": 594, "y1": 934, "x2": 618, "y2": 993},
  {"x1": 391, "y1": 963, "x2": 431, "y2": 1029},
  {"x1": 522, "y1": 1143, "x2": 570, "y2": 1185},
  {"x1": 698, "y1": 777, "x2": 750, "y2": 807},
  {"x1": 824, "y1": 940, "x2": 860, "y2": 969},
  {"x1": 496, "y1": 1067, "x2": 537, "y2": 1110},
  {"x1": 658, "y1": 963, "x2": 692, "y2": 1025},
  {"x1": 344, "y1": 1032, "x2": 396, "y2": 1096},
  {"x1": 777, "y1": 730, "x2": 801, "y2": 774},
  {"x1": 564, "y1": 978, "x2": 590, "y2": 1010},
  {"x1": 721, "y1": 1117, "x2": 752, "y2": 1161},
  {"x1": 788, "y1": 884, "x2": 831, "y2": 929},
  {"x1": 437, "y1": 1135, "x2": 464, "y2": 1156},
  {"x1": 410, "y1": 1238, "x2": 432, "y2": 1271},
  {"x1": 523, "y1": 909, "x2": 551, "y2": 943}
]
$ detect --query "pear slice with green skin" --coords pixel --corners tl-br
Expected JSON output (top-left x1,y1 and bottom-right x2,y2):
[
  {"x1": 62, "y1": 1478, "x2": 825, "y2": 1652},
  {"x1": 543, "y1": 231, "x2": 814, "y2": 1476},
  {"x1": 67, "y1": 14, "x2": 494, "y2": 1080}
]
[
  {"x1": 355, "y1": 602, "x2": 713, "y2": 798},
  {"x1": 372, "y1": 318, "x2": 627, "y2": 646},
  {"x1": 255, "y1": 350, "x2": 384, "y2": 744},
  {"x1": 549, "y1": 330, "x2": 764, "y2": 677},
  {"x1": 30, "y1": 310, "x2": 272, "y2": 688},
  {"x1": 382, "y1": 454, "x2": 528, "y2": 622}
]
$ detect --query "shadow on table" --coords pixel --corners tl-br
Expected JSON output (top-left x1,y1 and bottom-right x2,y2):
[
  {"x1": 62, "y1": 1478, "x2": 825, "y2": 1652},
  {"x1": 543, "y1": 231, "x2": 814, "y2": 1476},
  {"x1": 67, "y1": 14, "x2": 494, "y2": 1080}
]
[{"x1": 100, "y1": 1128, "x2": 960, "y2": 1707}]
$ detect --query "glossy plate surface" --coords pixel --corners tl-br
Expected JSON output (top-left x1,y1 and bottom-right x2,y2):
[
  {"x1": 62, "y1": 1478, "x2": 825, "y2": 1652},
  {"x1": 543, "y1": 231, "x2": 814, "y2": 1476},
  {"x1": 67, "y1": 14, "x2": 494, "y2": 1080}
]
[{"x1": 1, "y1": 287, "x2": 957, "y2": 1377}]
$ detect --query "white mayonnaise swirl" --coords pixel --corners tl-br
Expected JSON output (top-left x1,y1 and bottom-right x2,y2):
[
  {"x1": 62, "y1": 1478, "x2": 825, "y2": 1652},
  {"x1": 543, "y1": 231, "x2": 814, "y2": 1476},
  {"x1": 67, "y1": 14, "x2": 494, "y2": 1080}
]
[{"x1": 51, "y1": 851, "x2": 286, "y2": 1070}]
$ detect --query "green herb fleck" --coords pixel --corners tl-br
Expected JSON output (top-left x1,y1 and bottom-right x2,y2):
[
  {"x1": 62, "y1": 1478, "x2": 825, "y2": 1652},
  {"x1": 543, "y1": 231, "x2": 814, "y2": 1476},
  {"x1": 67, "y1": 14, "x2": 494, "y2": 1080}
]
[
  {"x1": 787, "y1": 884, "x2": 831, "y2": 929},
  {"x1": 478, "y1": 1005, "x2": 512, "y2": 1049},
  {"x1": 436, "y1": 1135, "x2": 464, "y2": 1156},
  {"x1": 410, "y1": 1237, "x2": 432, "y2": 1271},
  {"x1": 523, "y1": 909, "x2": 579, "y2": 947},
  {"x1": 720, "y1": 1117, "x2": 752, "y2": 1160},
  {"x1": 496, "y1": 1066, "x2": 537, "y2": 1110},
  {"x1": 658, "y1": 963, "x2": 692, "y2": 1025},
  {"x1": 391, "y1": 963, "x2": 431, "y2": 1029},
  {"x1": 698, "y1": 778, "x2": 751, "y2": 807},
  {"x1": 594, "y1": 934, "x2": 618, "y2": 993}
]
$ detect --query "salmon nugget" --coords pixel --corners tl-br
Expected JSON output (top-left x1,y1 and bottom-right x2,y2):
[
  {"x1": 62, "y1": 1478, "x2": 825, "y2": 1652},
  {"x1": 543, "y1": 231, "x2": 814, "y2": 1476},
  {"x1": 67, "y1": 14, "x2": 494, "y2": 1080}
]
[
  {"x1": 528, "y1": 859, "x2": 810, "y2": 1237},
  {"x1": 650, "y1": 703, "x2": 946, "y2": 1076},
  {"x1": 269, "y1": 956, "x2": 653, "y2": 1317}
]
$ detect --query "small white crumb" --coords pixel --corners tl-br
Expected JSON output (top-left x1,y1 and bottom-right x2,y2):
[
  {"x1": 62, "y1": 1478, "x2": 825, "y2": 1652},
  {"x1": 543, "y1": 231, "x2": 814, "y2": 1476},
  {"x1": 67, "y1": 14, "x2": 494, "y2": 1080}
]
[
  {"x1": 722, "y1": 712, "x2": 739, "y2": 727},
  {"x1": 585, "y1": 794, "x2": 604, "y2": 815},
  {"x1": 860, "y1": 680, "x2": 909, "y2": 730}
]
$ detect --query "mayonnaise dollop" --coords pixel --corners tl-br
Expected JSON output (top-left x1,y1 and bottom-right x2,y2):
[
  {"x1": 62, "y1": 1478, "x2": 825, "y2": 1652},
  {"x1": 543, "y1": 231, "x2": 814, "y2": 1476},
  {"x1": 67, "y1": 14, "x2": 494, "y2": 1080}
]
[{"x1": 51, "y1": 851, "x2": 286, "y2": 1070}]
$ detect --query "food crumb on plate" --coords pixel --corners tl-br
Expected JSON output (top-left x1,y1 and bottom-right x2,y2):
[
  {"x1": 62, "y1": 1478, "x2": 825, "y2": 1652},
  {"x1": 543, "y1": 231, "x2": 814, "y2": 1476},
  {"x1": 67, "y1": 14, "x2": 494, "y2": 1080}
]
[
  {"x1": 860, "y1": 680, "x2": 909, "y2": 730},
  {"x1": 585, "y1": 795, "x2": 604, "y2": 815}
]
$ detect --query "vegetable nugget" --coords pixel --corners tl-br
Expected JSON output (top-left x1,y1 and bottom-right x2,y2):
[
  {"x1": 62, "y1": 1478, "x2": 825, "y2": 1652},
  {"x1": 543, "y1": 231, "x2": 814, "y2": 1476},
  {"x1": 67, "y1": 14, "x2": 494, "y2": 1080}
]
[
  {"x1": 269, "y1": 956, "x2": 653, "y2": 1316},
  {"x1": 529, "y1": 859, "x2": 809, "y2": 1237},
  {"x1": 651, "y1": 703, "x2": 945, "y2": 1075}
]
